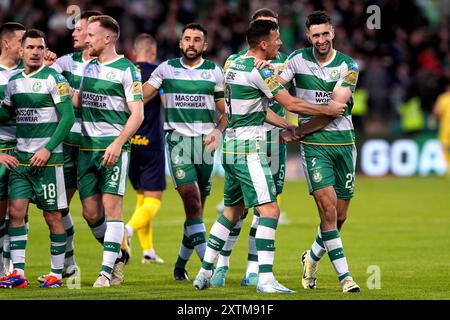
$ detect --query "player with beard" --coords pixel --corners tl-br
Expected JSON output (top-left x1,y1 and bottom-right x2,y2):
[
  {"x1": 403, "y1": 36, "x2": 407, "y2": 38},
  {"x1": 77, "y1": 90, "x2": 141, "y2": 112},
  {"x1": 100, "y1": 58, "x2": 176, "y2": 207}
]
[
  {"x1": 37, "y1": 10, "x2": 103, "y2": 284},
  {"x1": 142, "y1": 23, "x2": 227, "y2": 281},
  {"x1": 78, "y1": 15, "x2": 144, "y2": 287},
  {"x1": 279, "y1": 11, "x2": 361, "y2": 292}
]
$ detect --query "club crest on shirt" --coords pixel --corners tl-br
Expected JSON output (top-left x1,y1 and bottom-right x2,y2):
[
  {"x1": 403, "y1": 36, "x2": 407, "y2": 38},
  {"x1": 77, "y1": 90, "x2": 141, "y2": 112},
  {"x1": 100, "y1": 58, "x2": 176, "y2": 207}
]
[
  {"x1": 201, "y1": 71, "x2": 211, "y2": 80},
  {"x1": 32, "y1": 81, "x2": 42, "y2": 92},
  {"x1": 312, "y1": 169, "x2": 322, "y2": 183}
]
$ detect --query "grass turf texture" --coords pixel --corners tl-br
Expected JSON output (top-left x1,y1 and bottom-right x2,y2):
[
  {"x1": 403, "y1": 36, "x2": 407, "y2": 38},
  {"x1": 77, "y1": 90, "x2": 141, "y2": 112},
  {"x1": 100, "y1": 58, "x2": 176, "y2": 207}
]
[{"x1": 2, "y1": 176, "x2": 449, "y2": 300}]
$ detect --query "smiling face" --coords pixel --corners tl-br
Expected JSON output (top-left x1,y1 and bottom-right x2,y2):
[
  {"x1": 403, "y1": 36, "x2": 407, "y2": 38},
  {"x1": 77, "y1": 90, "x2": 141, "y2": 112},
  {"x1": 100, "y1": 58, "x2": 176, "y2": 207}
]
[
  {"x1": 263, "y1": 28, "x2": 282, "y2": 60},
  {"x1": 21, "y1": 36, "x2": 45, "y2": 70},
  {"x1": 179, "y1": 28, "x2": 207, "y2": 62},
  {"x1": 307, "y1": 23, "x2": 335, "y2": 57}
]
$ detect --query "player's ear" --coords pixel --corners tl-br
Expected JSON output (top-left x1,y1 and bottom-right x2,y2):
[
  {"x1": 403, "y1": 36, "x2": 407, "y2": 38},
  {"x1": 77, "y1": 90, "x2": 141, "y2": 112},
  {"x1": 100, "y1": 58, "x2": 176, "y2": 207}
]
[
  {"x1": 202, "y1": 41, "x2": 208, "y2": 52},
  {"x1": 19, "y1": 46, "x2": 24, "y2": 58},
  {"x1": 306, "y1": 30, "x2": 311, "y2": 44},
  {"x1": 179, "y1": 39, "x2": 183, "y2": 50}
]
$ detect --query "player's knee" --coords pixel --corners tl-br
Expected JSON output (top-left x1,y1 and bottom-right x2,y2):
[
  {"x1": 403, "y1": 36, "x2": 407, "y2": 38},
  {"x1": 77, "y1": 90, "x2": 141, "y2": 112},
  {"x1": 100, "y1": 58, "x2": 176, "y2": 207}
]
[
  {"x1": 337, "y1": 216, "x2": 347, "y2": 230},
  {"x1": 82, "y1": 210, "x2": 101, "y2": 225},
  {"x1": 44, "y1": 212, "x2": 63, "y2": 227}
]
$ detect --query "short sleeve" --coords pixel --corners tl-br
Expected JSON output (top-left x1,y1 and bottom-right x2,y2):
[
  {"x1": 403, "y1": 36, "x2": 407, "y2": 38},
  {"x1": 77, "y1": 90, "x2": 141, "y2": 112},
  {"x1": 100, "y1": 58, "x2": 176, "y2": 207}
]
[
  {"x1": 250, "y1": 67, "x2": 284, "y2": 99},
  {"x1": 50, "y1": 55, "x2": 72, "y2": 74},
  {"x1": 146, "y1": 62, "x2": 165, "y2": 90},
  {"x1": 279, "y1": 52, "x2": 298, "y2": 83},
  {"x1": 123, "y1": 65, "x2": 143, "y2": 102},
  {"x1": 213, "y1": 65, "x2": 224, "y2": 101},
  {"x1": 48, "y1": 72, "x2": 71, "y2": 105},
  {"x1": 337, "y1": 60, "x2": 359, "y2": 92},
  {"x1": 3, "y1": 81, "x2": 13, "y2": 107}
]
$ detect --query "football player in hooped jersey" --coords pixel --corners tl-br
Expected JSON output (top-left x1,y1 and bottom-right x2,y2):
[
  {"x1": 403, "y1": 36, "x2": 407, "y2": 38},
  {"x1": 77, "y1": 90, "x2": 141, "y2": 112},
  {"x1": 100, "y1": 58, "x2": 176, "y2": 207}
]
[
  {"x1": 193, "y1": 20, "x2": 345, "y2": 293},
  {"x1": 78, "y1": 15, "x2": 144, "y2": 288},
  {"x1": 0, "y1": 29, "x2": 75, "y2": 288},
  {"x1": 142, "y1": 23, "x2": 227, "y2": 281},
  {"x1": 38, "y1": 10, "x2": 102, "y2": 285},
  {"x1": 279, "y1": 11, "x2": 361, "y2": 293},
  {"x1": 0, "y1": 22, "x2": 26, "y2": 278}
]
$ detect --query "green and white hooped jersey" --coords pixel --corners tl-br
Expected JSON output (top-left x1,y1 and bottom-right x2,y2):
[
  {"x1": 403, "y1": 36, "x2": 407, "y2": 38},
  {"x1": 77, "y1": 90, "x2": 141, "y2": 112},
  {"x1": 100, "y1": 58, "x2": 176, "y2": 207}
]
[
  {"x1": 0, "y1": 64, "x2": 22, "y2": 149},
  {"x1": 223, "y1": 56, "x2": 284, "y2": 154},
  {"x1": 3, "y1": 65, "x2": 72, "y2": 165},
  {"x1": 80, "y1": 56, "x2": 143, "y2": 151},
  {"x1": 280, "y1": 47, "x2": 359, "y2": 145},
  {"x1": 52, "y1": 51, "x2": 92, "y2": 146},
  {"x1": 225, "y1": 50, "x2": 288, "y2": 134},
  {"x1": 147, "y1": 58, "x2": 224, "y2": 137}
]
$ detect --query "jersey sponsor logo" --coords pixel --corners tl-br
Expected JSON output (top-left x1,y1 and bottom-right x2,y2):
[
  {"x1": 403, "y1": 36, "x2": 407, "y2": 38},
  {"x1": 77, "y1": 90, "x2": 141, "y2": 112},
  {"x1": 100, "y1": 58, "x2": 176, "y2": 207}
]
[
  {"x1": 106, "y1": 71, "x2": 116, "y2": 80},
  {"x1": 315, "y1": 91, "x2": 331, "y2": 104},
  {"x1": 200, "y1": 71, "x2": 211, "y2": 80},
  {"x1": 131, "y1": 134, "x2": 149, "y2": 146},
  {"x1": 264, "y1": 75, "x2": 280, "y2": 92},
  {"x1": 174, "y1": 94, "x2": 207, "y2": 108},
  {"x1": 16, "y1": 109, "x2": 39, "y2": 123},
  {"x1": 82, "y1": 92, "x2": 107, "y2": 108},
  {"x1": 312, "y1": 169, "x2": 322, "y2": 183},
  {"x1": 32, "y1": 81, "x2": 42, "y2": 92},
  {"x1": 344, "y1": 70, "x2": 358, "y2": 86},
  {"x1": 57, "y1": 82, "x2": 70, "y2": 97},
  {"x1": 175, "y1": 168, "x2": 186, "y2": 180},
  {"x1": 132, "y1": 81, "x2": 143, "y2": 95}
]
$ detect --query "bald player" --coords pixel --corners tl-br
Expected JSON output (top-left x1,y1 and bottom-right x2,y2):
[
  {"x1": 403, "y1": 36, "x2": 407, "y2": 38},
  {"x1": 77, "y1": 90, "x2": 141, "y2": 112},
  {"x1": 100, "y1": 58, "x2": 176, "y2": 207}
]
[{"x1": 125, "y1": 34, "x2": 165, "y2": 264}]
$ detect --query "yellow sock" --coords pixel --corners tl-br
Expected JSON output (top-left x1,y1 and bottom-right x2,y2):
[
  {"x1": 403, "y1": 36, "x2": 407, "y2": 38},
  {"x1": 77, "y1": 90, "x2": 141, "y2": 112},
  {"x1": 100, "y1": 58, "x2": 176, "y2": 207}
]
[
  {"x1": 128, "y1": 197, "x2": 161, "y2": 232},
  {"x1": 137, "y1": 222, "x2": 153, "y2": 251},
  {"x1": 277, "y1": 194, "x2": 282, "y2": 206},
  {"x1": 135, "y1": 193, "x2": 145, "y2": 211}
]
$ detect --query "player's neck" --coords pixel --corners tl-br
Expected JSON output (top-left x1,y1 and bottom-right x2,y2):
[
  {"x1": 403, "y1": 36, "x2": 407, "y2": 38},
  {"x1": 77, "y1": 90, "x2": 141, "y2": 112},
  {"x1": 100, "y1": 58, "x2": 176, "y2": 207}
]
[
  {"x1": 313, "y1": 48, "x2": 336, "y2": 66},
  {"x1": 97, "y1": 46, "x2": 120, "y2": 64},
  {"x1": 181, "y1": 56, "x2": 203, "y2": 68},
  {"x1": 24, "y1": 64, "x2": 43, "y2": 75},
  {"x1": 247, "y1": 48, "x2": 266, "y2": 60},
  {"x1": 0, "y1": 54, "x2": 19, "y2": 69}
]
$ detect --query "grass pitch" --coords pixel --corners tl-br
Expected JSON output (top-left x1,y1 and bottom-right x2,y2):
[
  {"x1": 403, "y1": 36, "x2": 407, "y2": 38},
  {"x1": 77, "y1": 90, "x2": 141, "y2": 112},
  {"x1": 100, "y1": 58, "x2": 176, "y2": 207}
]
[{"x1": 2, "y1": 176, "x2": 450, "y2": 300}]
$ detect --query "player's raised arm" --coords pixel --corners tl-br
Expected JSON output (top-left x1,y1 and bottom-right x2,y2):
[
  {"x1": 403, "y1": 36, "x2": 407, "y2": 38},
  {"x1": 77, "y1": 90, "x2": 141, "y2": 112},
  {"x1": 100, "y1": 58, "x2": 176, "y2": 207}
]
[{"x1": 273, "y1": 88, "x2": 345, "y2": 117}]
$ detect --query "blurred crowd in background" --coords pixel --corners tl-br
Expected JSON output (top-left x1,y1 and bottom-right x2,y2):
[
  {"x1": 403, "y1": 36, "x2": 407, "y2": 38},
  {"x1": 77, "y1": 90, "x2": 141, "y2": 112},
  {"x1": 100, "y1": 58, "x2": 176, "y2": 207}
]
[{"x1": 1, "y1": 0, "x2": 449, "y2": 137}]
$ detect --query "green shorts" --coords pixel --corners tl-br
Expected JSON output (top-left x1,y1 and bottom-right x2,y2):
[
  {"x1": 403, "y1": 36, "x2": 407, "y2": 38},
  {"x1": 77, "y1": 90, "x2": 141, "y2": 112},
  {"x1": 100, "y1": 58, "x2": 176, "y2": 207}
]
[
  {"x1": 63, "y1": 143, "x2": 79, "y2": 190},
  {"x1": 223, "y1": 152, "x2": 277, "y2": 208},
  {"x1": 0, "y1": 149, "x2": 15, "y2": 200},
  {"x1": 9, "y1": 165, "x2": 67, "y2": 211},
  {"x1": 266, "y1": 130, "x2": 286, "y2": 195},
  {"x1": 165, "y1": 131, "x2": 214, "y2": 198},
  {"x1": 300, "y1": 143, "x2": 357, "y2": 200},
  {"x1": 77, "y1": 150, "x2": 130, "y2": 200}
]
